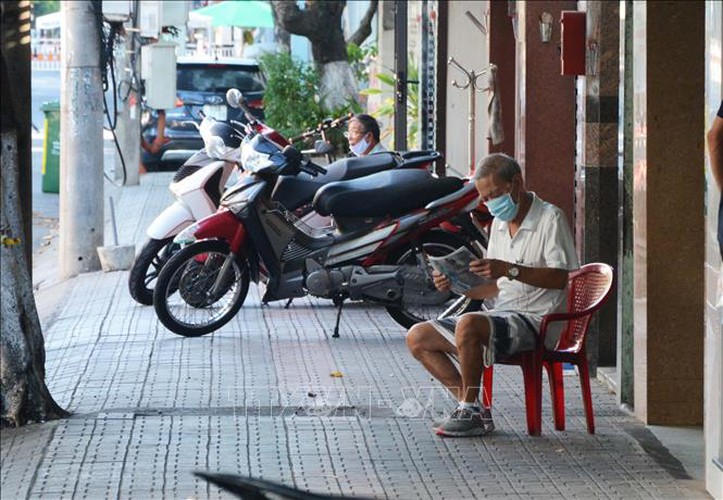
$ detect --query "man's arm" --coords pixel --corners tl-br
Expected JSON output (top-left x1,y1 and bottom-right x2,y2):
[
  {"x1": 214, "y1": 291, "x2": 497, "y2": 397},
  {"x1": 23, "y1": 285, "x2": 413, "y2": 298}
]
[
  {"x1": 464, "y1": 280, "x2": 499, "y2": 300},
  {"x1": 150, "y1": 110, "x2": 169, "y2": 153},
  {"x1": 469, "y1": 259, "x2": 568, "y2": 290},
  {"x1": 707, "y1": 110, "x2": 723, "y2": 191},
  {"x1": 470, "y1": 207, "x2": 576, "y2": 290}
]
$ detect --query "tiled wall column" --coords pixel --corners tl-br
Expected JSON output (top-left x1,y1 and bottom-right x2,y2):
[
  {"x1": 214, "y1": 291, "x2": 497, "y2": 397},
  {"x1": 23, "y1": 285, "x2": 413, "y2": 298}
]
[
  {"x1": 632, "y1": 1, "x2": 705, "y2": 425},
  {"x1": 575, "y1": 2, "x2": 620, "y2": 372},
  {"x1": 488, "y1": 0, "x2": 516, "y2": 157},
  {"x1": 516, "y1": 1, "x2": 576, "y2": 226},
  {"x1": 618, "y1": 0, "x2": 635, "y2": 409}
]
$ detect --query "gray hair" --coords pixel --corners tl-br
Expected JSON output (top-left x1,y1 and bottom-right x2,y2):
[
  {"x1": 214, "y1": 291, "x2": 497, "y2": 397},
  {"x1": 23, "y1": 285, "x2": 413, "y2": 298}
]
[
  {"x1": 351, "y1": 114, "x2": 381, "y2": 142},
  {"x1": 473, "y1": 153, "x2": 522, "y2": 183}
]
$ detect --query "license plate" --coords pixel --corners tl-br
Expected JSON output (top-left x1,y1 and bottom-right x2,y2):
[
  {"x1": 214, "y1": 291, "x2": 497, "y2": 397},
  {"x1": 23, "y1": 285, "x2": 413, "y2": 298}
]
[{"x1": 202, "y1": 104, "x2": 227, "y2": 121}]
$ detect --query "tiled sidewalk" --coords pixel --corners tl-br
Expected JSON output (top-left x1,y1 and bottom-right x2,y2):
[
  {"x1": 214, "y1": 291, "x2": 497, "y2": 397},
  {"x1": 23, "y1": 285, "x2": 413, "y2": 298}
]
[{"x1": 1, "y1": 173, "x2": 710, "y2": 499}]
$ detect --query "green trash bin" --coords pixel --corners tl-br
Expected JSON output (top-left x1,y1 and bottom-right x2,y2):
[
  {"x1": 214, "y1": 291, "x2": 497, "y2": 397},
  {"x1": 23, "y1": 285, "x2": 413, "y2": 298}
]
[{"x1": 41, "y1": 100, "x2": 60, "y2": 193}]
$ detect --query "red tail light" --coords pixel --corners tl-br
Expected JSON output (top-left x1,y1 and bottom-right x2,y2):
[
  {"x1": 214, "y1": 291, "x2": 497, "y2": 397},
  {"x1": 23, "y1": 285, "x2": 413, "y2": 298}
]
[{"x1": 246, "y1": 98, "x2": 263, "y2": 109}]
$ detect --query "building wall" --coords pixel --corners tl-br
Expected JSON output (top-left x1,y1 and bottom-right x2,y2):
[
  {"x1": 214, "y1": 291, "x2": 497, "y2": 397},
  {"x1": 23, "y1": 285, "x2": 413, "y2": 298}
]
[
  {"x1": 444, "y1": 0, "x2": 490, "y2": 177},
  {"x1": 516, "y1": 0, "x2": 576, "y2": 225},
  {"x1": 705, "y1": 3, "x2": 723, "y2": 496}
]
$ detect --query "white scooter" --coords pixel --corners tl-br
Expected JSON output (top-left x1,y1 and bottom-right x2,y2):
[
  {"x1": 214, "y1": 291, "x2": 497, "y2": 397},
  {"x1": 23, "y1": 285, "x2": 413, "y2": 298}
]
[{"x1": 128, "y1": 117, "x2": 246, "y2": 305}]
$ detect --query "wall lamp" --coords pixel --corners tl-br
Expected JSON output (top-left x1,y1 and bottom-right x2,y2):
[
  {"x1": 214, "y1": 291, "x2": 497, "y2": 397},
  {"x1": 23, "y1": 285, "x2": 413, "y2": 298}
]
[{"x1": 540, "y1": 11, "x2": 553, "y2": 43}]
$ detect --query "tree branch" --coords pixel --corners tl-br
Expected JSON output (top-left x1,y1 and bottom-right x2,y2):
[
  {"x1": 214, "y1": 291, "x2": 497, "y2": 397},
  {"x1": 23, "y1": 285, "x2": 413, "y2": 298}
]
[
  {"x1": 270, "y1": 0, "x2": 317, "y2": 39},
  {"x1": 346, "y1": 0, "x2": 378, "y2": 47}
]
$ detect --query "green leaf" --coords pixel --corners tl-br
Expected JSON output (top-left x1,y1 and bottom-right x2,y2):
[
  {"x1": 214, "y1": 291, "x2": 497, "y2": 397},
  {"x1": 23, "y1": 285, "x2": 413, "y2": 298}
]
[
  {"x1": 376, "y1": 73, "x2": 396, "y2": 86},
  {"x1": 360, "y1": 88, "x2": 383, "y2": 96}
]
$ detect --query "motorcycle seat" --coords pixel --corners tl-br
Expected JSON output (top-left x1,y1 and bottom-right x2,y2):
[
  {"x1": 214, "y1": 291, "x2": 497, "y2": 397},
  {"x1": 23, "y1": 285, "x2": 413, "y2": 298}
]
[
  {"x1": 313, "y1": 169, "x2": 465, "y2": 217},
  {"x1": 397, "y1": 150, "x2": 442, "y2": 168},
  {"x1": 271, "y1": 152, "x2": 399, "y2": 210}
]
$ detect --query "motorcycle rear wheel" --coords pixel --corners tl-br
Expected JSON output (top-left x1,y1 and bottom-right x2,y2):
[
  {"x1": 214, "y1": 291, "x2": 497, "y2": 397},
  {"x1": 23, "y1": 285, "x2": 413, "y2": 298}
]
[
  {"x1": 153, "y1": 240, "x2": 249, "y2": 337},
  {"x1": 128, "y1": 237, "x2": 177, "y2": 305},
  {"x1": 384, "y1": 231, "x2": 484, "y2": 330}
]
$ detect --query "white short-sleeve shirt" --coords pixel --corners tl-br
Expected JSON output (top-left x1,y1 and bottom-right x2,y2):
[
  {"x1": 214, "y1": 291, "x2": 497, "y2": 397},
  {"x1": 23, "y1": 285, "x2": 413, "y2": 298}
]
[{"x1": 486, "y1": 193, "x2": 580, "y2": 319}]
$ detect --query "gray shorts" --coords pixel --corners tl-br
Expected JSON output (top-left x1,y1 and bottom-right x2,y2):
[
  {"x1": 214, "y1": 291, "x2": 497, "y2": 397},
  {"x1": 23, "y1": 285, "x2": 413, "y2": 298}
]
[{"x1": 429, "y1": 311, "x2": 539, "y2": 367}]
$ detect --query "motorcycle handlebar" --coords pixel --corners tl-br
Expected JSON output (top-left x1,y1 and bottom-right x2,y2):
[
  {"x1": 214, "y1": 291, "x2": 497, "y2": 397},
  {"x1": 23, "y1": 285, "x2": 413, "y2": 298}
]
[
  {"x1": 229, "y1": 119, "x2": 250, "y2": 135},
  {"x1": 288, "y1": 112, "x2": 354, "y2": 143},
  {"x1": 300, "y1": 159, "x2": 326, "y2": 177},
  {"x1": 181, "y1": 120, "x2": 201, "y2": 131},
  {"x1": 280, "y1": 145, "x2": 325, "y2": 177}
]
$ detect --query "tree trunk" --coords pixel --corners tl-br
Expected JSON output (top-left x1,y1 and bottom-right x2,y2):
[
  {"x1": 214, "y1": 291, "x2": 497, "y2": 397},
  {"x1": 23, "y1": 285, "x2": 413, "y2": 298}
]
[
  {"x1": 271, "y1": 0, "x2": 358, "y2": 110},
  {"x1": 1, "y1": 132, "x2": 69, "y2": 427},
  {"x1": 319, "y1": 62, "x2": 359, "y2": 111},
  {"x1": 1, "y1": 1, "x2": 33, "y2": 274}
]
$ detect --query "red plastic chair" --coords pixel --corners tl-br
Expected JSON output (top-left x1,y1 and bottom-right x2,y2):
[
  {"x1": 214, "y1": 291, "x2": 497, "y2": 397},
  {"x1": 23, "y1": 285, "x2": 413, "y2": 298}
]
[{"x1": 482, "y1": 263, "x2": 614, "y2": 435}]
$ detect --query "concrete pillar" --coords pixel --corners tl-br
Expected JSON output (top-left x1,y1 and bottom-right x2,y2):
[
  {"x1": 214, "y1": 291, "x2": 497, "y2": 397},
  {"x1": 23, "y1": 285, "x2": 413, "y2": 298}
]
[
  {"x1": 516, "y1": 0, "x2": 576, "y2": 225},
  {"x1": 59, "y1": 1, "x2": 104, "y2": 277},
  {"x1": 632, "y1": 1, "x2": 705, "y2": 425},
  {"x1": 575, "y1": 1, "x2": 620, "y2": 372},
  {"x1": 488, "y1": 0, "x2": 516, "y2": 157},
  {"x1": 114, "y1": 32, "x2": 140, "y2": 187}
]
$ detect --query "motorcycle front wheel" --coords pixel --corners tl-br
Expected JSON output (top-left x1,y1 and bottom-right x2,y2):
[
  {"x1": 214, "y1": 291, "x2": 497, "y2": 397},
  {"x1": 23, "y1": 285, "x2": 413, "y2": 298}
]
[
  {"x1": 384, "y1": 231, "x2": 484, "y2": 330},
  {"x1": 128, "y1": 237, "x2": 178, "y2": 305},
  {"x1": 153, "y1": 240, "x2": 250, "y2": 337}
]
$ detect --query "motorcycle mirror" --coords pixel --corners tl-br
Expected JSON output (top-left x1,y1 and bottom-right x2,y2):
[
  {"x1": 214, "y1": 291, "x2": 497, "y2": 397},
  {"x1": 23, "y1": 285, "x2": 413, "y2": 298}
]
[
  {"x1": 226, "y1": 88, "x2": 244, "y2": 108},
  {"x1": 313, "y1": 140, "x2": 334, "y2": 155},
  {"x1": 282, "y1": 145, "x2": 303, "y2": 167}
]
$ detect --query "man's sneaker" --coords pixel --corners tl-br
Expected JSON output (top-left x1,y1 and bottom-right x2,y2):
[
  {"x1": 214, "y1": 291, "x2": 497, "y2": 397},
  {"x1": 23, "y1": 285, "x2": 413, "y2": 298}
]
[{"x1": 435, "y1": 407, "x2": 495, "y2": 437}]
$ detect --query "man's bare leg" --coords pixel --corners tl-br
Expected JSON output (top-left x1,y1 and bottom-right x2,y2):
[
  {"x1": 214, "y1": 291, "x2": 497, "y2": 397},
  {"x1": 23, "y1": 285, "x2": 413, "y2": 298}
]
[
  {"x1": 429, "y1": 313, "x2": 495, "y2": 437},
  {"x1": 406, "y1": 322, "x2": 462, "y2": 400},
  {"x1": 454, "y1": 313, "x2": 492, "y2": 404}
]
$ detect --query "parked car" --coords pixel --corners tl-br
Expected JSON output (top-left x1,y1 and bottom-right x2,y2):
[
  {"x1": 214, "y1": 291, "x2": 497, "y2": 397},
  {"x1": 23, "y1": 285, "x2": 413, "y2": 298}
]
[{"x1": 141, "y1": 57, "x2": 265, "y2": 171}]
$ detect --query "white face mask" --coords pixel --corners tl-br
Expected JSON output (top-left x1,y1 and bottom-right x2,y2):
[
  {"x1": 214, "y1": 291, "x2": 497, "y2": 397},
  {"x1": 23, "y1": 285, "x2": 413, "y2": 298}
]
[{"x1": 350, "y1": 136, "x2": 370, "y2": 156}]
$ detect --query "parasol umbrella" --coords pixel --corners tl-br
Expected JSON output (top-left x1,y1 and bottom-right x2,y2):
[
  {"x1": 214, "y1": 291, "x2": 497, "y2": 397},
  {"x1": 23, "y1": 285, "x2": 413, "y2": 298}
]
[{"x1": 191, "y1": 0, "x2": 274, "y2": 29}]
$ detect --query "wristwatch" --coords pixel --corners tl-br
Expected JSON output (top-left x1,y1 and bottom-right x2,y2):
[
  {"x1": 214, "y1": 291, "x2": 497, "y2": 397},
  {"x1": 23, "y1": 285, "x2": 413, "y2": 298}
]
[{"x1": 507, "y1": 265, "x2": 520, "y2": 280}]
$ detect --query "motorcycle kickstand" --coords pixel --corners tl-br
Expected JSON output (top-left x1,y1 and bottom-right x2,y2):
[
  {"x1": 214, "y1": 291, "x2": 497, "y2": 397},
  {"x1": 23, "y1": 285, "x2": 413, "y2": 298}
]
[
  {"x1": 284, "y1": 298, "x2": 294, "y2": 309},
  {"x1": 332, "y1": 297, "x2": 344, "y2": 338}
]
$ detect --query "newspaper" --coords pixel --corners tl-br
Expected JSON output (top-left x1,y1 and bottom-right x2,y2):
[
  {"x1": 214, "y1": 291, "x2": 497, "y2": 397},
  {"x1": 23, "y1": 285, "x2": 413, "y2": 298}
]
[{"x1": 428, "y1": 246, "x2": 489, "y2": 295}]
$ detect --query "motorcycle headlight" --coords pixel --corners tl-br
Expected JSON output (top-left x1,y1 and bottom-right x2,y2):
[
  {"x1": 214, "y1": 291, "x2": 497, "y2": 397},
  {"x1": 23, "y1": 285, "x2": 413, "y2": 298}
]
[
  {"x1": 240, "y1": 144, "x2": 274, "y2": 172},
  {"x1": 174, "y1": 223, "x2": 200, "y2": 245}
]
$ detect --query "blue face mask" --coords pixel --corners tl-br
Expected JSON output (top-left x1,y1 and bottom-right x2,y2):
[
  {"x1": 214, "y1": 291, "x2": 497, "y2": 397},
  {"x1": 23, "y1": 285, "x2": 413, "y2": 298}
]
[
  {"x1": 484, "y1": 192, "x2": 519, "y2": 222},
  {"x1": 350, "y1": 136, "x2": 370, "y2": 156}
]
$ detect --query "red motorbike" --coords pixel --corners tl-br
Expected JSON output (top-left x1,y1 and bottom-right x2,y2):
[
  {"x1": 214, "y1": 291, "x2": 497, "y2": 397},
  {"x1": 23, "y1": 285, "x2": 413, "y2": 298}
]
[
  {"x1": 152, "y1": 130, "x2": 490, "y2": 337},
  {"x1": 129, "y1": 90, "x2": 446, "y2": 305}
]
